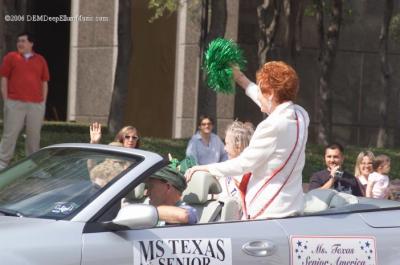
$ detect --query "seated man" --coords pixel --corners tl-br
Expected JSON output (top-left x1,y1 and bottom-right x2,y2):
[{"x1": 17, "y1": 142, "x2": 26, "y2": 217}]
[
  {"x1": 145, "y1": 166, "x2": 198, "y2": 225},
  {"x1": 309, "y1": 143, "x2": 362, "y2": 196}
]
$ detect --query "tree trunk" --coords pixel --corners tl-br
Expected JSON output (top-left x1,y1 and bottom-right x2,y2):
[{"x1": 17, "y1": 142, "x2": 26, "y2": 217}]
[
  {"x1": 2, "y1": 0, "x2": 28, "y2": 56},
  {"x1": 292, "y1": 0, "x2": 305, "y2": 63},
  {"x1": 315, "y1": 0, "x2": 325, "y2": 61},
  {"x1": 257, "y1": 0, "x2": 281, "y2": 67},
  {"x1": 316, "y1": 0, "x2": 342, "y2": 145},
  {"x1": 197, "y1": 0, "x2": 227, "y2": 130},
  {"x1": 376, "y1": 0, "x2": 393, "y2": 147},
  {"x1": 108, "y1": 0, "x2": 132, "y2": 134},
  {"x1": 282, "y1": 0, "x2": 305, "y2": 65}
]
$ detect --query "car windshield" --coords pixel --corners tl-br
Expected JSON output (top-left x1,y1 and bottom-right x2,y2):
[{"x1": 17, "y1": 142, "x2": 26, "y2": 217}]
[{"x1": 0, "y1": 147, "x2": 141, "y2": 220}]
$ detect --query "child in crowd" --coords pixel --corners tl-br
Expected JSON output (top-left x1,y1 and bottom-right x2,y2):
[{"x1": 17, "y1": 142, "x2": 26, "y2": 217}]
[{"x1": 366, "y1": 154, "x2": 391, "y2": 199}]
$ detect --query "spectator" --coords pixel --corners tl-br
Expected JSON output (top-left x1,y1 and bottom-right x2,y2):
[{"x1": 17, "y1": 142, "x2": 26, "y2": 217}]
[
  {"x1": 89, "y1": 122, "x2": 140, "y2": 148},
  {"x1": 366, "y1": 154, "x2": 391, "y2": 199},
  {"x1": 88, "y1": 123, "x2": 140, "y2": 173},
  {"x1": 185, "y1": 115, "x2": 228, "y2": 165},
  {"x1": 309, "y1": 143, "x2": 363, "y2": 196},
  {"x1": 186, "y1": 61, "x2": 310, "y2": 220},
  {"x1": 145, "y1": 166, "x2": 198, "y2": 225},
  {"x1": 354, "y1": 151, "x2": 375, "y2": 196},
  {"x1": 219, "y1": 120, "x2": 254, "y2": 199},
  {"x1": 0, "y1": 32, "x2": 50, "y2": 168}
]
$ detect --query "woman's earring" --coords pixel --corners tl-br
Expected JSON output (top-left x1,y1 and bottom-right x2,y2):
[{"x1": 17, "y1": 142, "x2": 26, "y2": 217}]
[{"x1": 266, "y1": 97, "x2": 272, "y2": 113}]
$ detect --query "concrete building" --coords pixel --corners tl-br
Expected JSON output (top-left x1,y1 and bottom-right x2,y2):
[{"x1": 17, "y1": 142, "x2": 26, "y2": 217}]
[{"x1": 1, "y1": 0, "x2": 400, "y2": 146}]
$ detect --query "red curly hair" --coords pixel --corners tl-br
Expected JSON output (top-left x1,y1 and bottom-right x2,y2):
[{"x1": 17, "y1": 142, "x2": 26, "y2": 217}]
[{"x1": 256, "y1": 61, "x2": 299, "y2": 103}]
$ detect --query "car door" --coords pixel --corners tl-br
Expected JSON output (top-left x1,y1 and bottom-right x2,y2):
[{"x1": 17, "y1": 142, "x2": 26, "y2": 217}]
[
  {"x1": 277, "y1": 209, "x2": 400, "y2": 265},
  {"x1": 81, "y1": 218, "x2": 290, "y2": 265}
]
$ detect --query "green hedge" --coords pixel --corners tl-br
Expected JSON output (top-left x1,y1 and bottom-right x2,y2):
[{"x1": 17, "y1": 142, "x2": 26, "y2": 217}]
[{"x1": 8, "y1": 122, "x2": 400, "y2": 181}]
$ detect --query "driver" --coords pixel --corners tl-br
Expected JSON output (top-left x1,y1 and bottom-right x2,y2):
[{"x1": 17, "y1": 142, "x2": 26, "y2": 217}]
[{"x1": 145, "y1": 166, "x2": 198, "y2": 226}]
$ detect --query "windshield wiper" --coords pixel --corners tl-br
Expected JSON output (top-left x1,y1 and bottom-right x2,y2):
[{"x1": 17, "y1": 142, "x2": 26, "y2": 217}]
[{"x1": 0, "y1": 208, "x2": 24, "y2": 217}]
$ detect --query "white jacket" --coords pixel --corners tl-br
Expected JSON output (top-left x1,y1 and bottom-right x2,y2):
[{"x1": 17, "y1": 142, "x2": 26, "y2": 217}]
[{"x1": 207, "y1": 83, "x2": 309, "y2": 219}]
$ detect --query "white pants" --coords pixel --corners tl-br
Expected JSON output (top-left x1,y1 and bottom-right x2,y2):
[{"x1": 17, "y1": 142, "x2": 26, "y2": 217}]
[{"x1": 0, "y1": 99, "x2": 45, "y2": 167}]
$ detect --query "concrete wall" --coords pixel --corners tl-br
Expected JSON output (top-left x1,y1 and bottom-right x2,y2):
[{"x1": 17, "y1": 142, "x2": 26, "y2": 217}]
[
  {"x1": 43, "y1": 0, "x2": 400, "y2": 147},
  {"x1": 173, "y1": 0, "x2": 240, "y2": 139},
  {"x1": 236, "y1": 0, "x2": 400, "y2": 146},
  {"x1": 67, "y1": 0, "x2": 118, "y2": 124}
]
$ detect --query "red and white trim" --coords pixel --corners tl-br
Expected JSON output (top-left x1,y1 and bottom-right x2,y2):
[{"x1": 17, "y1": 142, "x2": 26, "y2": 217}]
[{"x1": 240, "y1": 109, "x2": 308, "y2": 219}]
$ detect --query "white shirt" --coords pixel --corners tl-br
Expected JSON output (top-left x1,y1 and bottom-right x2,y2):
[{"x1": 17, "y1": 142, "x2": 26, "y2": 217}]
[
  {"x1": 207, "y1": 83, "x2": 309, "y2": 219},
  {"x1": 368, "y1": 172, "x2": 389, "y2": 199},
  {"x1": 358, "y1": 175, "x2": 368, "y2": 186}
]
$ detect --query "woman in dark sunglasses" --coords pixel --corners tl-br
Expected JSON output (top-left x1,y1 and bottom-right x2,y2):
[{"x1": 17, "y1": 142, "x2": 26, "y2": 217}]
[{"x1": 89, "y1": 122, "x2": 140, "y2": 148}]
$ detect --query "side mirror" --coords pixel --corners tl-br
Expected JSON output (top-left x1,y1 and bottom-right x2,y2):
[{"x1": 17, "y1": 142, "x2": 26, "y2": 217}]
[{"x1": 109, "y1": 204, "x2": 158, "y2": 230}]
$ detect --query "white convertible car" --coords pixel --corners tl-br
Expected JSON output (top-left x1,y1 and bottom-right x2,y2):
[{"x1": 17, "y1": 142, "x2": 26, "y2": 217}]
[{"x1": 0, "y1": 143, "x2": 399, "y2": 265}]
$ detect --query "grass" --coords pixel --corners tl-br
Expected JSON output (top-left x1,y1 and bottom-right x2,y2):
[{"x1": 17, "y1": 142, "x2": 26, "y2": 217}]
[{"x1": 8, "y1": 122, "x2": 400, "y2": 182}]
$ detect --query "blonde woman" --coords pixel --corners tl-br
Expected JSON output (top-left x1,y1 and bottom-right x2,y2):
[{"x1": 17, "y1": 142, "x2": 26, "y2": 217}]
[
  {"x1": 354, "y1": 151, "x2": 375, "y2": 196},
  {"x1": 219, "y1": 121, "x2": 254, "y2": 198},
  {"x1": 88, "y1": 123, "x2": 140, "y2": 173},
  {"x1": 89, "y1": 122, "x2": 140, "y2": 148}
]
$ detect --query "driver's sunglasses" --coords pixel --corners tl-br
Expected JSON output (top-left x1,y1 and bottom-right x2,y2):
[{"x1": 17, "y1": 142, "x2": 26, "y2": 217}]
[{"x1": 124, "y1": 135, "x2": 139, "y2": 140}]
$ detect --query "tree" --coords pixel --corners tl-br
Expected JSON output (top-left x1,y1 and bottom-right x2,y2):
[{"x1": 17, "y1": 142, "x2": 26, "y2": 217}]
[
  {"x1": 197, "y1": 0, "x2": 227, "y2": 128},
  {"x1": 315, "y1": 0, "x2": 343, "y2": 145},
  {"x1": 147, "y1": 0, "x2": 178, "y2": 22},
  {"x1": 257, "y1": 0, "x2": 281, "y2": 67},
  {"x1": 1, "y1": 0, "x2": 28, "y2": 56},
  {"x1": 376, "y1": 0, "x2": 394, "y2": 148},
  {"x1": 283, "y1": 0, "x2": 305, "y2": 64},
  {"x1": 256, "y1": 0, "x2": 305, "y2": 67},
  {"x1": 108, "y1": 0, "x2": 132, "y2": 134}
]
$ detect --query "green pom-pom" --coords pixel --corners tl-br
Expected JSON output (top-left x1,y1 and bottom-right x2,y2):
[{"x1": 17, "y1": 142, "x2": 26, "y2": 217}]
[{"x1": 204, "y1": 38, "x2": 246, "y2": 94}]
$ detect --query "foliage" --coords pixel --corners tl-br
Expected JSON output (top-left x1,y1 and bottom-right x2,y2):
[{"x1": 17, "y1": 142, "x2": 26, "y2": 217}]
[
  {"x1": 389, "y1": 13, "x2": 400, "y2": 43},
  {"x1": 304, "y1": 1, "x2": 354, "y2": 23},
  {"x1": 8, "y1": 122, "x2": 400, "y2": 182},
  {"x1": 203, "y1": 38, "x2": 247, "y2": 94},
  {"x1": 148, "y1": 0, "x2": 179, "y2": 22}
]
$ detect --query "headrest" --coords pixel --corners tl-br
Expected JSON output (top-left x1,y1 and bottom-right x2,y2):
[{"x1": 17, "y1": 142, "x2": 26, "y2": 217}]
[
  {"x1": 125, "y1": 183, "x2": 146, "y2": 201},
  {"x1": 303, "y1": 189, "x2": 338, "y2": 213},
  {"x1": 182, "y1": 171, "x2": 222, "y2": 204}
]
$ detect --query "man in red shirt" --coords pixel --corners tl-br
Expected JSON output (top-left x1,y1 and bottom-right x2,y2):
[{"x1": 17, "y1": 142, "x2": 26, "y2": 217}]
[{"x1": 0, "y1": 32, "x2": 50, "y2": 168}]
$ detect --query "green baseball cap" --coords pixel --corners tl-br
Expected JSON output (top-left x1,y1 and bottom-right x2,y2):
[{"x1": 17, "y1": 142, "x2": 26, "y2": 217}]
[{"x1": 150, "y1": 165, "x2": 187, "y2": 193}]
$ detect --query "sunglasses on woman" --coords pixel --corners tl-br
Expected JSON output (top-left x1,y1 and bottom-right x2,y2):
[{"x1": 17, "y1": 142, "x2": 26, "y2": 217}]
[{"x1": 124, "y1": 135, "x2": 139, "y2": 140}]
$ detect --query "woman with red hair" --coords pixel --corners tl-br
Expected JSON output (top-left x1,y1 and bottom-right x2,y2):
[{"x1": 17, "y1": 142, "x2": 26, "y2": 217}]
[{"x1": 186, "y1": 61, "x2": 309, "y2": 220}]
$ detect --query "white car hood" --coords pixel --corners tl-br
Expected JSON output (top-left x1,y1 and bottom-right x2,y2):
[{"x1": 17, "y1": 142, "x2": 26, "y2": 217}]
[{"x1": 0, "y1": 215, "x2": 56, "y2": 226}]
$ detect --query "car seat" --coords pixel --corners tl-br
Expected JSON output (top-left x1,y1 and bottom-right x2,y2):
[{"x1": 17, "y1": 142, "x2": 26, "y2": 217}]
[
  {"x1": 182, "y1": 171, "x2": 241, "y2": 223},
  {"x1": 329, "y1": 191, "x2": 359, "y2": 208},
  {"x1": 303, "y1": 189, "x2": 338, "y2": 213},
  {"x1": 303, "y1": 189, "x2": 359, "y2": 214}
]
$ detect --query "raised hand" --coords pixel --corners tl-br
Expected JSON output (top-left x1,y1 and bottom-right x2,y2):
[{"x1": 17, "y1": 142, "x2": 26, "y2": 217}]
[
  {"x1": 90, "y1": 122, "x2": 102, "y2": 144},
  {"x1": 232, "y1": 65, "x2": 251, "y2": 90}
]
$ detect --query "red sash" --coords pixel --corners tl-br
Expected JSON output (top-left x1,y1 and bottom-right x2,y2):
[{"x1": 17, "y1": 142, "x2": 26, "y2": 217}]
[{"x1": 238, "y1": 110, "x2": 307, "y2": 219}]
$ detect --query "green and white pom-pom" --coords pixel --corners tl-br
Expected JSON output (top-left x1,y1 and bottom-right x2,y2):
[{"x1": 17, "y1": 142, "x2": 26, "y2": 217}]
[{"x1": 204, "y1": 38, "x2": 246, "y2": 94}]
